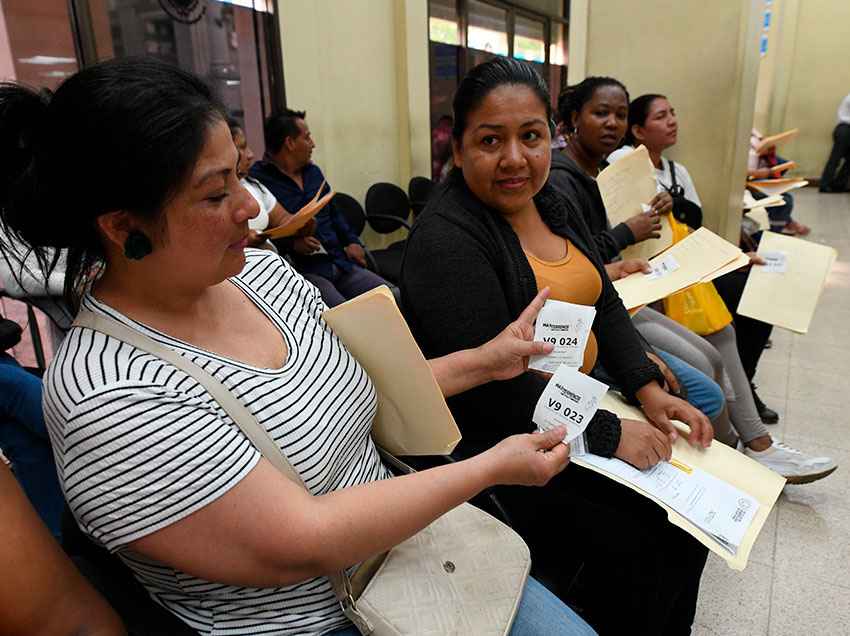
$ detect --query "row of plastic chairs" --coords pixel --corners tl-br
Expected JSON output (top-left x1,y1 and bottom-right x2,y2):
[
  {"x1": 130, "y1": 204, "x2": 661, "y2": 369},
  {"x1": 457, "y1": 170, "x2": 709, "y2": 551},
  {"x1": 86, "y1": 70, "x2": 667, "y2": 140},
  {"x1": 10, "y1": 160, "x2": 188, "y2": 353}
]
[{"x1": 336, "y1": 176, "x2": 435, "y2": 284}]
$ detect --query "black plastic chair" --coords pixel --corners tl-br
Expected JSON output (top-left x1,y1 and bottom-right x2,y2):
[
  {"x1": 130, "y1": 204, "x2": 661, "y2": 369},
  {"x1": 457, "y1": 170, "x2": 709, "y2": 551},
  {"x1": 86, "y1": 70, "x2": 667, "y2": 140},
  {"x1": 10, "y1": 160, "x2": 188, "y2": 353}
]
[
  {"x1": 408, "y1": 176, "x2": 434, "y2": 218},
  {"x1": 365, "y1": 182, "x2": 412, "y2": 235},
  {"x1": 334, "y1": 192, "x2": 379, "y2": 273},
  {"x1": 364, "y1": 183, "x2": 412, "y2": 284}
]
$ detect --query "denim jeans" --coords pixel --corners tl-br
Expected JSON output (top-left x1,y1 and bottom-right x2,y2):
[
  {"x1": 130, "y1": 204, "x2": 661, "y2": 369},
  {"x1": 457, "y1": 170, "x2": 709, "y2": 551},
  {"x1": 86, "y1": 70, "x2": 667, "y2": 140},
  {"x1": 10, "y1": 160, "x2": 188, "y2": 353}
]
[
  {"x1": 325, "y1": 576, "x2": 596, "y2": 635},
  {"x1": 656, "y1": 349, "x2": 725, "y2": 419},
  {"x1": 0, "y1": 353, "x2": 63, "y2": 540}
]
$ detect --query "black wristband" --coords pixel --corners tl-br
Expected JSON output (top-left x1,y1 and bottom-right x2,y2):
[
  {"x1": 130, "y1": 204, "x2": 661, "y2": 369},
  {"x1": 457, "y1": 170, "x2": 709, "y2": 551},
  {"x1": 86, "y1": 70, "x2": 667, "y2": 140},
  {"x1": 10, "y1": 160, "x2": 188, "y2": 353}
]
[{"x1": 586, "y1": 409, "x2": 622, "y2": 457}]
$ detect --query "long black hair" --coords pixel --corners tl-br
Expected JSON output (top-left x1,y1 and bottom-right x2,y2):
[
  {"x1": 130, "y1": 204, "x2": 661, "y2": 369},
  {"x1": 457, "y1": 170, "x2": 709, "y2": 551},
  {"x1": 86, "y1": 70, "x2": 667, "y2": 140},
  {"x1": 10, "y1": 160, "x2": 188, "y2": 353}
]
[
  {"x1": 0, "y1": 56, "x2": 226, "y2": 310},
  {"x1": 556, "y1": 76, "x2": 629, "y2": 132},
  {"x1": 623, "y1": 93, "x2": 666, "y2": 146},
  {"x1": 452, "y1": 57, "x2": 552, "y2": 142}
]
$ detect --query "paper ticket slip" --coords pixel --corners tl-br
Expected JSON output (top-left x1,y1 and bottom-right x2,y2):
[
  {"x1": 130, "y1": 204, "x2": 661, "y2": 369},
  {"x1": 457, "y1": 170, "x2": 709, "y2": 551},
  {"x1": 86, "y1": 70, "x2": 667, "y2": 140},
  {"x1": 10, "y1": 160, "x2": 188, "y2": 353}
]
[
  {"x1": 645, "y1": 254, "x2": 680, "y2": 280},
  {"x1": 533, "y1": 365, "x2": 608, "y2": 448},
  {"x1": 529, "y1": 299, "x2": 596, "y2": 373},
  {"x1": 761, "y1": 251, "x2": 788, "y2": 273}
]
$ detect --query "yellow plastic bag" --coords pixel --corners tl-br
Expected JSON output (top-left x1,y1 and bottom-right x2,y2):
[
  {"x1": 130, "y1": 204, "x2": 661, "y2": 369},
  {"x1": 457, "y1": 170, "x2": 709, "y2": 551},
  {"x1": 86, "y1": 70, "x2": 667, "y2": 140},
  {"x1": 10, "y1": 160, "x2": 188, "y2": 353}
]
[{"x1": 663, "y1": 217, "x2": 733, "y2": 335}]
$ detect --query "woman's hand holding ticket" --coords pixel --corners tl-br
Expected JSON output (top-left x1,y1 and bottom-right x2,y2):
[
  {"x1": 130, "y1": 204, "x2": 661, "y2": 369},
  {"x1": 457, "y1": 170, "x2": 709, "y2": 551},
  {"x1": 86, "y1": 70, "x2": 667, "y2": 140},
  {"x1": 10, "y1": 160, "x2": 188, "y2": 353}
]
[{"x1": 477, "y1": 287, "x2": 554, "y2": 381}]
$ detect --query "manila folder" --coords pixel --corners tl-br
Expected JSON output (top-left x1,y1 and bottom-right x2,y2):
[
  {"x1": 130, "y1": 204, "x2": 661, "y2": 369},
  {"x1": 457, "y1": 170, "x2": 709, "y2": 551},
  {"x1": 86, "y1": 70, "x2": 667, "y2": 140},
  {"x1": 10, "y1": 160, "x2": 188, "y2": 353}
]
[
  {"x1": 573, "y1": 393, "x2": 785, "y2": 570},
  {"x1": 597, "y1": 144, "x2": 673, "y2": 260},
  {"x1": 322, "y1": 286, "x2": 461, "y2": 456},
  {"x1": 737, "y1": 231, "x2": 837, "y2": 334},
  {"x1": 613, "y1": 227, "x2": 741, "y2": 310}
]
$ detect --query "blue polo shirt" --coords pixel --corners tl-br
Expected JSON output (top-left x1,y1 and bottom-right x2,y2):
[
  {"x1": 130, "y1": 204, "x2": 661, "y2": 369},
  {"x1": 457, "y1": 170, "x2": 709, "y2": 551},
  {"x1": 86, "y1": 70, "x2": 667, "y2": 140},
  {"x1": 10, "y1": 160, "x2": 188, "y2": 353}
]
[{"x1": 250, "y1": 160, "x2": 362, "y2": 278}]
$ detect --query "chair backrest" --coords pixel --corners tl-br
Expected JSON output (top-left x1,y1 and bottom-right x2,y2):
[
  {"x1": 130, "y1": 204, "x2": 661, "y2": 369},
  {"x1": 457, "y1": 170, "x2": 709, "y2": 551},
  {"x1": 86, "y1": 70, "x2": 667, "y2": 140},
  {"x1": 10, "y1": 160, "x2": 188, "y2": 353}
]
[
  {"x1": 334, "y1": 192, "x2": 367, "y2": 237},
  {"x1": 408, "y1": 176, "x2": 434, "y2": 218},
  {"x1": 365, "y1": 182, "x2": 411, "y2": 234}
]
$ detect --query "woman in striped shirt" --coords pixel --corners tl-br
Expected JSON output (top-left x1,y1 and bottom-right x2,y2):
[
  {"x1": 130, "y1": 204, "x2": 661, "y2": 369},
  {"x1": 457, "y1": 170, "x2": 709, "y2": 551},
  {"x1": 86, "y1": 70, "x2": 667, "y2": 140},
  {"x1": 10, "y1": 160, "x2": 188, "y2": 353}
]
[{"x1": 0, "y1": 58, "x2": 594, "y2": 635}]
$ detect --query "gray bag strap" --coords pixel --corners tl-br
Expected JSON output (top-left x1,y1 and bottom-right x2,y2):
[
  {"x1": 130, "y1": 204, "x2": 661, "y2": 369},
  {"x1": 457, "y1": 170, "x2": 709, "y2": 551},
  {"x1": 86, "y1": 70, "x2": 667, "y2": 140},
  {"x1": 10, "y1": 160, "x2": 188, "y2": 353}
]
[{"x1": 73, "y1": 309, "x2": 374, "y2": 634}]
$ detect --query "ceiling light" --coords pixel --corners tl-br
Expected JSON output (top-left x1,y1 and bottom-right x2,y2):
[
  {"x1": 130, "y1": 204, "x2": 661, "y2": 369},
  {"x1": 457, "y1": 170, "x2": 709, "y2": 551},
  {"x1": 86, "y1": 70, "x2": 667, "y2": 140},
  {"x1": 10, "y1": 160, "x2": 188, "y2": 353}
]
[{"x1": 18, "y1": 55, "x2": 77, "y2": 65}]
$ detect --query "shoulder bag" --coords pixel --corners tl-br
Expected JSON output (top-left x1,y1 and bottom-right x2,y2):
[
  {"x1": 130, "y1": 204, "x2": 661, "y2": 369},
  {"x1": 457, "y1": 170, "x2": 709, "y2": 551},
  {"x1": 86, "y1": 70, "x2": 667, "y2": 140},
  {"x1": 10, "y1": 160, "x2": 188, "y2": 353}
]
[{"x1": 664, "y1": 159, "x2": 703, "y2": 230}]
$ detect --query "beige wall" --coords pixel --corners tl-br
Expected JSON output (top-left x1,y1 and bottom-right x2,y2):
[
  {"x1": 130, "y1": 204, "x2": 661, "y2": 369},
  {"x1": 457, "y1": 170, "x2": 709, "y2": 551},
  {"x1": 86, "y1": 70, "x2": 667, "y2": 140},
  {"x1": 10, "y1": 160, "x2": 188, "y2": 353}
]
[
  {"x1": 277, "y1": 0, "x2": 430, "y2": 246},
  {"x1": 569, "y1": 0, "x2": 763, "y2": 241},
  {"x1": 758, "y1": 0, "x2": 850, "y2": 178}
]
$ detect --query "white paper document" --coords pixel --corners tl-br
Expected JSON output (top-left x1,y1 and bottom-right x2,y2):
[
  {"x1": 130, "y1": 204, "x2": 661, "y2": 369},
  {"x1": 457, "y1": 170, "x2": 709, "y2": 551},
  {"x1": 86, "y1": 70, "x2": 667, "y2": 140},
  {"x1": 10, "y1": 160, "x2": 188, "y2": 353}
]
[
  {"x1": 532, "y1": 366, "x2": 608, "y2": 454},
  {"x1": 529, "y1": 300, "x2": 596, "y2": 372},
  {"x1": 761, "y1": 251, "x2": 788, "y2": 273},
  {"x1": 580, "y1": 453, "x2": 758, "y2": 554},
  {"x1": 644, "y1": 254, "x2": 680, "y2": 280},
  {"x1": 597, "y1": 145, "x2": 674, "y2": 260}
]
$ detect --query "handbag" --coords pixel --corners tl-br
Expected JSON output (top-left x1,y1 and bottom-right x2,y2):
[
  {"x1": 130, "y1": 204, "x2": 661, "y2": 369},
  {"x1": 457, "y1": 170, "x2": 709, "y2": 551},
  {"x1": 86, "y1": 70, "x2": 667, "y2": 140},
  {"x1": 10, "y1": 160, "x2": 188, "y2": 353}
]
[
  {"x1": 662, "y1": 217, "x2": 733, "y2": 335},
  {"x1": 73, "y1": 309, "x2": 531, "y2": 636}
]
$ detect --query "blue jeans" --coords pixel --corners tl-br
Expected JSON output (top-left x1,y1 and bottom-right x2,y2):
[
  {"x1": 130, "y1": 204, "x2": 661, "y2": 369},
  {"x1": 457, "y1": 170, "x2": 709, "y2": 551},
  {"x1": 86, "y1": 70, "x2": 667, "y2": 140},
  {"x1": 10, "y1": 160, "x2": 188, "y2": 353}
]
[
  {"x1": 766, "y1": 193, "x2": 794, "y2": 229},
  {"x1": 303, "y1": 264, "x2": 390, "y2": 307},
  {"x1": 325, "y1": 576, "x2": 596, "y2": 635},
  {"x1": 0, "y1": 353, "x2": 63, "y2": 540},
  {"x1": 656, "y1": 349, "x2": 724, "y2": 419}
]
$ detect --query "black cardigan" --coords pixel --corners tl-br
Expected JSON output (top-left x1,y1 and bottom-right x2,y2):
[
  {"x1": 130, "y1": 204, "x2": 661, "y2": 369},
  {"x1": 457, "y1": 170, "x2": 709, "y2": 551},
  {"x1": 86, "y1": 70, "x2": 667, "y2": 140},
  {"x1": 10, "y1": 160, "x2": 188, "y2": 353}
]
[
  {"x1": 548, "y1": 150, "x2": 634, "y2": 264},
  {"x1": 400, "y1": 170, "x2": 663, "y2": 459}
]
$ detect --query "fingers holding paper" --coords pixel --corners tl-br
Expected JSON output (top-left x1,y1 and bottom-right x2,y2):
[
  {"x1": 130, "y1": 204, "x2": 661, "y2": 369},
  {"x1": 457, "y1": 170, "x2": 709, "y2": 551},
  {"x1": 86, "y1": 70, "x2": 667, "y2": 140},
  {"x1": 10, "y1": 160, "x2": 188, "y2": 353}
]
[
  {"x1": 605, "y1": 258, "x2": 651, "y2": 281},
  {"x1": 615, "y1": 418, "x2": 673, "y2": 470},
  {"x1": 479, "y1": 288, "x2": 554, "y2": 381},
  {"x1": 625, "y1": 210, "x2": 663, "y2": 242},
  {"x1": 746, "y1": 251, "x2": 766, "y2": 266},
  {"x1": 485, "y1": 426, "x2": 571, "y2": 487},
  {"x1": 516, "y1": 286, "x2": 551, "y2": 327},
  {"x1": 648, "y1": 191, "x2": 674, "y2": 216}
]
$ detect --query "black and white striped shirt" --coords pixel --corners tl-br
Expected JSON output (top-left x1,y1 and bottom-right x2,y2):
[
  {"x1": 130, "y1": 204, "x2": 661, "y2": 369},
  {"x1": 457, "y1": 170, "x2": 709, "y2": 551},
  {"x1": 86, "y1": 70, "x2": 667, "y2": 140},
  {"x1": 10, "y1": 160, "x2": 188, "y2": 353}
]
[{"x1": 44, "y1": 250, "x2": 389, "y2": 635}]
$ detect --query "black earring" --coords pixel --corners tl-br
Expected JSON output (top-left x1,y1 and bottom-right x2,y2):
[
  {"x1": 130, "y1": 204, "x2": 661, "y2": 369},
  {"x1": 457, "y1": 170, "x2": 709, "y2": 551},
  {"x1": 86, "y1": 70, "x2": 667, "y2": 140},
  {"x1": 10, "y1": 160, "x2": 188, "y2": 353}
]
[{"x1": 124, "y1": 230, "x2": 153, "y2": 260}]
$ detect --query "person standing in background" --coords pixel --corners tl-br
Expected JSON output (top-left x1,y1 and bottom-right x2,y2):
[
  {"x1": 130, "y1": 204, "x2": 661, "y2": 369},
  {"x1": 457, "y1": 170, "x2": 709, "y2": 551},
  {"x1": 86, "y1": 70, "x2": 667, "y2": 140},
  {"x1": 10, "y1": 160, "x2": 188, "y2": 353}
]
[{"x1": 819, "y1": 92, "x2": 850, "y2": 193}]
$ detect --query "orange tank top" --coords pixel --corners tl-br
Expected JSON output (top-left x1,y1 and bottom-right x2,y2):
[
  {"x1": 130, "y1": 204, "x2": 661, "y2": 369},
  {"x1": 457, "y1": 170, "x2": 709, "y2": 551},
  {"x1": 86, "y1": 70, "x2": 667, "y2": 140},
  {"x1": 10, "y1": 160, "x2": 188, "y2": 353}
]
[{"x1": 525, "y1": 240, "x2": 602, "y2": 373}]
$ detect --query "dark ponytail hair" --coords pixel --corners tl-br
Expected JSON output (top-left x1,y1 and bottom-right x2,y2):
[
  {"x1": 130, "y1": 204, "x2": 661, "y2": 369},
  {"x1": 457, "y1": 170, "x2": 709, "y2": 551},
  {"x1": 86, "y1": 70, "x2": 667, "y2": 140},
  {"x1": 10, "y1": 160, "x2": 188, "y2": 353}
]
[
  {"x1": 623, "y1": 93, "x2": 666, "y2": 146},
  {"x1": 452, "y1": 57, "x2": 552, "y2": 142},
  {"x1": 556, "y1": 76, "x2": 629, "y2": 133},
  {"x1": 0, "y1": 56, "x2": 226, "y2": 310}
]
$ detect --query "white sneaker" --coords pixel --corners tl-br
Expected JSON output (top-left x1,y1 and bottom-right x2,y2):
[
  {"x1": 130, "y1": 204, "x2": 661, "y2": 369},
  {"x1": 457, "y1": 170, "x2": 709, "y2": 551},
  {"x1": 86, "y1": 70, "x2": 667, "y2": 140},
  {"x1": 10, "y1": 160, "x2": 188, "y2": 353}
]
[{"x1": 745, "y1": 440, "x2": 837, "y2": 484}]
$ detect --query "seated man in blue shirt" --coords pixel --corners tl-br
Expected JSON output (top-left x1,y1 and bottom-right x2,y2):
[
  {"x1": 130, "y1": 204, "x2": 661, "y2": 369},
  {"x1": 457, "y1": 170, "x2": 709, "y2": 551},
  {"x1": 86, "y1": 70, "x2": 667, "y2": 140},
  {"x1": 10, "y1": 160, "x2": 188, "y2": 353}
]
[{"x1": 250, "y1": 109, "x2": 390, "y2": 306}]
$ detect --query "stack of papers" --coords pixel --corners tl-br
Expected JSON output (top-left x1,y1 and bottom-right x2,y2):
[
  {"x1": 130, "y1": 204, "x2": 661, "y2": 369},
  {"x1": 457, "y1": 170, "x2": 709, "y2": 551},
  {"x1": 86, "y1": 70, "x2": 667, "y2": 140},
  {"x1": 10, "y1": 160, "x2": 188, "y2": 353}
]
[
  {"x1": 753, "y1": 128, "x2": 798, "y2": 155},
  {"x1": 738, "y1": 231, "x2": 837, "y2": 333},
  {"x1": 597, "y1": 145, "x2": 673, "y2": 260},
  {"x1": 613, "y1": 227, "x2": 745, "y2": 310},
  {"x1": 742, "y1": 189, "x2": 786, "y2": 210},
  {"x1": 747, "y1": 178, "x2": 809, "y2": 198},
  {"x1": 744, "y1": 207, "x2": 771, "y2": 231},
  {"x1": 260, "y1": 183, "x2": 335, "y2": 239},
  {"x1": 573, "y1": 393, "x2": 785, "y2": 569},
  {"x1": 322, "y1": 286, "x2": 461, "y2": 455},
  {"x1": 580, "y1": 454, "x2": 757, "y2": 555},
  {"x1": 770, "y1": 160, "x2": 796, "y2": 174}
]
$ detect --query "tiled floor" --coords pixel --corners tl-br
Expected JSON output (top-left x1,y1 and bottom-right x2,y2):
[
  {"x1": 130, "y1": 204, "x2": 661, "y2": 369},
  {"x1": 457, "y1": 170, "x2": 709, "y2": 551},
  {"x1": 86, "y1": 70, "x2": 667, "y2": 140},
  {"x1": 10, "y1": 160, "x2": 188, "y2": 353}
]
[{"x1": 692, "y1": 188, "x2": 850, "y2": 636}]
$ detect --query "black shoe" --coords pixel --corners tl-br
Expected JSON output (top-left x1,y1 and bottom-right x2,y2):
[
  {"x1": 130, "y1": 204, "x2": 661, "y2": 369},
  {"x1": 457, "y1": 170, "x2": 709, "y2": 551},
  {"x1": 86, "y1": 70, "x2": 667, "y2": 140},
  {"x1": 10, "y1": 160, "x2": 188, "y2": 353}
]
[
  {"x1": 764, "y1": 339, "x2": 772, "y2": 349},
  {"x1": 751, "y1": 383, "x2": 779, "y2": 424}
]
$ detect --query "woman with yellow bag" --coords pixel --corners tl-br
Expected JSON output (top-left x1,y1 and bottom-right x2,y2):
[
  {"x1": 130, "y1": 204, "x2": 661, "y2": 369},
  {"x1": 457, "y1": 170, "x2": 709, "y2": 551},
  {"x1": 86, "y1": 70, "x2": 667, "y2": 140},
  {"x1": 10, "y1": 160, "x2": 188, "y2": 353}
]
[{"x1": 608, "y1": 92, "x2": 836, "y2": 484}]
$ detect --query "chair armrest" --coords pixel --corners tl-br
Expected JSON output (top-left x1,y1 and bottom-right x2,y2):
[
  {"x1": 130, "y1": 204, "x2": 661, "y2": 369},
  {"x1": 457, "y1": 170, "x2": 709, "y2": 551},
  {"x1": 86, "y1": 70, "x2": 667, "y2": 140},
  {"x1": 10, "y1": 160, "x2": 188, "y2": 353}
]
[{"x1": 366, "y1": 214, "x2": 412, "y2": 232}]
